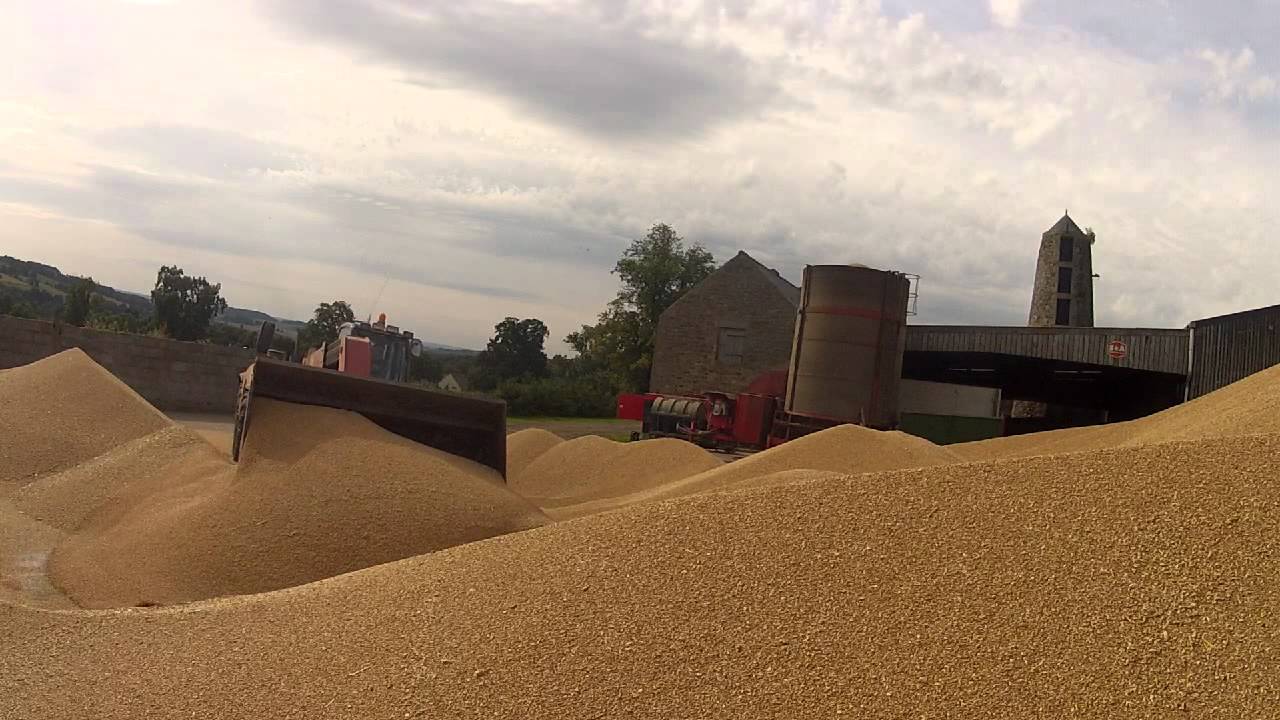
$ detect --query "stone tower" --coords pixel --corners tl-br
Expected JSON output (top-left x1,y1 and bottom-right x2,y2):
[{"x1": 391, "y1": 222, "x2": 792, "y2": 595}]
[
  {"x1": 1012, "y1": 214, "x2": 1097, "y2": 421},
  {"x1": 1028, "y1": 213, "x2": 1094, "y2": 327}
]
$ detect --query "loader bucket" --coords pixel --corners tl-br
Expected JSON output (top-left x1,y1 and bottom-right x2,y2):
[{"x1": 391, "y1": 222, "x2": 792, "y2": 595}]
[{"x1": 232, "y1": 357, "x2": 507, "y2": 478}]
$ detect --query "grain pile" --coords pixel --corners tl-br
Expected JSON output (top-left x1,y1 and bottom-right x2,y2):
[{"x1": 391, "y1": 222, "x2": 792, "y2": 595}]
[
  {"x1": 3, "y1": 432, "x2": 1278, "y2": 718},
  {"x1": 954, "y1": 359, "x2": 1280, "y2": 462},
  {"x1": 583, "y1": 423, "x2": 958, "y2": 513},
  {"x1": 505, "y1": 428, "x2": 564, "y2": 481},
  {"x1": 48, "y1": 399, "x2": 548, "y2": 608},
  {"x1": 510, "y1": 434, "x2": 721, "y2": 512},
  {"x1": 0, "y1": 349, "x2": 171, "y2": 485},
  {"x1": 0, "y1": 494, "x2": 72, "y2": 609},
  {"x1": 12, "y1": 425, "x2": 227, "y2": 532}
]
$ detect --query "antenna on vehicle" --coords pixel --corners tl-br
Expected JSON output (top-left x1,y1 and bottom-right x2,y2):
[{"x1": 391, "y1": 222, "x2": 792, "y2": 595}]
[{"x1": 368, "y1": 274, "x2": 391, "y2": 316}]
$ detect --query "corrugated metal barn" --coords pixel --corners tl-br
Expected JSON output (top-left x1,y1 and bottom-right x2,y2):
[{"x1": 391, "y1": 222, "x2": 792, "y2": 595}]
[{"x1": 1187, "y1": 304, "x2": 1280, "y2": 399}]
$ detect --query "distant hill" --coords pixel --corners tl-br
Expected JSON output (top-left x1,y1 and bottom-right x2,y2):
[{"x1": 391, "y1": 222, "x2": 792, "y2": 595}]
[
  {"x1": 0, "y1": 256, "x2": 152, "y2": 318},
  {"x1": 0, "y1": 255, "x2": 476, "y2": 351},
  {"x1": 0, "y1": 255, "x2": 303, "y2": 333},
  {"x1": 215, "y1": 306, "x2": 307, "y2": 339},
  {"x1": 423, "y1": 342, "x2": 477, "y2": 354}
]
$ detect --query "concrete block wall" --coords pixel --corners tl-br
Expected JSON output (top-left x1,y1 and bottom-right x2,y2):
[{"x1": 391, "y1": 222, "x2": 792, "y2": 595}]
[
  {"x1": 0, "y1": 315, "x2": 254, "y2": 413},
  {"x1": 650, "y1": 253, "x2": 798, "y2": 396}
]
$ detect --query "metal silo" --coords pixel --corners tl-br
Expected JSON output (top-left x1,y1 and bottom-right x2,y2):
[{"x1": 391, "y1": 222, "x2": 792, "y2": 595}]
[{"x1": 783, "y1": 264, "x2": 911, "y2": 429}]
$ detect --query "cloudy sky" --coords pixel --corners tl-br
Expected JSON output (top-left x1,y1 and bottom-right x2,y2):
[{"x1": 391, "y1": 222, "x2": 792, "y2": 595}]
[{"x1": 2, "y1": 1, "x2": 1277, "y2": 350}]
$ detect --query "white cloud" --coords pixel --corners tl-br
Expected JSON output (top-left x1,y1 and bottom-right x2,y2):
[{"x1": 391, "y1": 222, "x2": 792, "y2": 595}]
[
  {"x1": 1198, "y1": 47, "x2": 1278, "y2": 102},
  {"x1": 988, "y1": 0, "x2": 1027, "y2": 29},
  {"x1": 0, "y1": 0, "x2": 1277, "y2": 350}
]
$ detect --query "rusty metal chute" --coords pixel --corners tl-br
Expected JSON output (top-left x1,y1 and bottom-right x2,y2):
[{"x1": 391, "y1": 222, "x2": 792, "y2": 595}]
[{"x1": 232, "y1": 357, "x2": 507, "y2": 478}]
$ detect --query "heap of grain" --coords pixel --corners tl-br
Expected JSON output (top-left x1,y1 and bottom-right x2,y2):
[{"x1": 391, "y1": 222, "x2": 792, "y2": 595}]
[
  {"x1": 510, "y1": 435, "x2": 721, "y2": 512},
  {"x1": 561, "y1": 424, "x2": 958, "y2": 516},
  {"x1": 50, "y1": 399, "x2": 548, "y2": 608},
  {"x1": 3, "y1": 431, "x2": 1278, "y2": 718},
  {"x1": 953, "y1": 359, "x2": 1280, "y2": 462},
  {"x1": 0, "y1": 349, "x2": 171, "y2": 486},
  {"x1": 13, "y1": 425, "x2": 228, "y2": 532},
  {"x1": 506, "y1": 428, "x2": 564, "y2": 482}
]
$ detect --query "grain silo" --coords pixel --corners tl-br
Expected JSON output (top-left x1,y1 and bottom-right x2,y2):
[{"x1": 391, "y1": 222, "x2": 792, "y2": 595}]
[{"x1": 783, "y1": 264, "x2": 912, "y2": 429}]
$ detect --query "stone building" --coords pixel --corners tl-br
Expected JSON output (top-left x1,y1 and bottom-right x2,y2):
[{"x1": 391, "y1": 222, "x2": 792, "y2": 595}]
[
  {"x1": 649, "y1": 251, "x2": 799, "y2": 396},
  {"x1": 1029, "y1": 213, "x2": 1095, "y2": 327},
  {"x1": 1014, "y1": 213, "x2": 1098, "y2": 420}
]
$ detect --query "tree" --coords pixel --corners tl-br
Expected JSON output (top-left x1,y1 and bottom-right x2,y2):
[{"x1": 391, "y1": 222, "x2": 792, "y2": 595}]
[
  {"x1": 0, "y1": 294, "x2": 37, "y2": 319},
  {"x1": 408, "y1": 351, "x2": 445, "y2": 385},
  {"x1": 150, "y1": 265, "x2": 228, "y2": 341},
  {"x1": 297, "y1": 300, "x2": 355, "y2": 350},
  {"x1": 475, "y1": 317, "x2": 549, "y2": 389},
  {"x1": 567, "y1": 223, "x2": 714, "y2": 392},
  {"x1": 87, "y1": 307, "x2": 154, "y2": 334},
  {"x1": 62, "y1": 277, "x2": 95, "y2": 327}
]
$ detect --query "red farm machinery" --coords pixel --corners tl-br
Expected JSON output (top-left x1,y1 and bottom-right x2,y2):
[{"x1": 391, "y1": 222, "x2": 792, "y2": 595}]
[{"x1": 619, "y1": 264, "x2": 915, "y2": 453}]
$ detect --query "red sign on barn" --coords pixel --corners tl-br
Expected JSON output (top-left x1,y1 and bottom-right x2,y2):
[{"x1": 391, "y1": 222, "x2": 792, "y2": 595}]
[{"x1": 1108, "y1": 339, "x2": 1128, "y2": 361}]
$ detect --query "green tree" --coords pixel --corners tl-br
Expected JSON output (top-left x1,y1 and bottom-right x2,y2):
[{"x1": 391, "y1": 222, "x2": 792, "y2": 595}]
[
  {"x1": 408, "y1": 351, "x2": 445, "y2": 385},
  {"x1": 204, "y1": 322, "x2": 255, "y2": 348},
  {"x1": 62, "y1": 277, "x2": 95, "y2": 327},
  {"x1": 475, "y1": 317, "x2": 549, "y2": 389},
  {"x1": 150, "y1": 265, "x2": 228, "y2": 341},
  {"x1": 0, "y1": 294, "x2": 37, "y2": 319},
  {"x1": 567, "y1": 223, "x2": 714, "y2": 392},
  {"x1": 297, "y1": 300, "x2": 355, "y2": 350},
  {"x1": 86, "y1": 306, "x2": 153, "y2": 334}
]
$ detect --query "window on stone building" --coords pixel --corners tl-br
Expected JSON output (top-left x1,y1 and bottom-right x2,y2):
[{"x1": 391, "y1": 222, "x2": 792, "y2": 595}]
[
  {"x1": 1059, "y1": 236, "x2": 1074, "y2": 262},
  {"x1": 716, "y1": 326, "x2": 745, "y2": 365},
  {"x1": 1055, "y1": 298, "x2": 1071, "y2": 326},
  {"x1": 1057, "y1": 266, "x2": 1072, "y2": 294}
]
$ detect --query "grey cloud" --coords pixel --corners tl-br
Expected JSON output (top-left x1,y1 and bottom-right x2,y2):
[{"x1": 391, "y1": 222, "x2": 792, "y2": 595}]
[
  {"x1": 355, "y1": 256, "x2": 541, "y2": 302},
  {"x1": 97, "y1": 125, "x2": 302, "y2": 180},
  {"x1": 880, "y1": 1, "x2": 992, "y2": 32},
  {"x1": 264, "y1": 0, "x2": 776, "y2": 139},
  {"x1": 0, "y1": 164, "x2": 605, "y2": 303},
  {"x1": 291, "y1": 182, "x2": 622, "y2": 270},
  {"x1": 1023, "y1": 1, "x2": 1280, "y2": 69},
  {"x1": 885, "y1": 0, "x2": 1280, "y2": 72},
  {"x1": 0, "y1": 166, "x2": 198, "y2": 228}
]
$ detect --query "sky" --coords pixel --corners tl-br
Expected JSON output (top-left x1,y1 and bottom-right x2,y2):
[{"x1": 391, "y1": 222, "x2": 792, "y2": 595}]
[{"x1": 1, "y1": 0, "x2": 1277, "y2": 351}]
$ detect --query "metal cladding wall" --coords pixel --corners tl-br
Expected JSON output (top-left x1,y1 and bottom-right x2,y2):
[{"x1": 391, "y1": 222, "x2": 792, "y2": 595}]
[
  {"x1": 1187, "y1": 304, "x2": 1280, "y2": 399},
  {"x1": 784, "y1": 265, "x2": 911, "y2": 428}
]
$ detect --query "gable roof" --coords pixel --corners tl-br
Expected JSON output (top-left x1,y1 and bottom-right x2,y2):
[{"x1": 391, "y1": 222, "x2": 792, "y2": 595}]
[
  {"x1": 1045, "y1": 213, "x2": 1085, "y2": 237},
  {"x1": 731, "y1": 251, "x2": 801, "y2": 306},
  {"x1": 438, "y1": 373, "x2": 467, "y2": 390}
]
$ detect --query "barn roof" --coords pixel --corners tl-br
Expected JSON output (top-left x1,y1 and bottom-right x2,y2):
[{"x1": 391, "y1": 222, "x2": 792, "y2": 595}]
[{"x1": 732, "y1": 251, "x2": 800, "y2": 306}]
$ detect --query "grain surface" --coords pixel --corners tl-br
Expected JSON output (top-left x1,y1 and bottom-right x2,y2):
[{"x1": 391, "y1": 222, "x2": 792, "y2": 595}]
[
  {"x1": 607, "y1": 423, "x2": 959, "y2": 508},
  {"x1": 12, "y1": 424, "x2": 224, "y2": 532},
  {"x1": 3, "y1": 433, "x2": 1278, "y2": 719},
  {"x1": 505, "y1": 428, "x2": 564, "y2": 481},
  {"x1": 511, "y1": 434, "x2": 721, "y2": 507},
  {"x1": 0, "y1": 349, "x2": 171, "y2": 485},
  {"x1": 6, "y1": 350, "x2": 1280, "y2": 718},
  {"x1": 49, "y1": 399, "x2": 548, "y2": 608}
]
